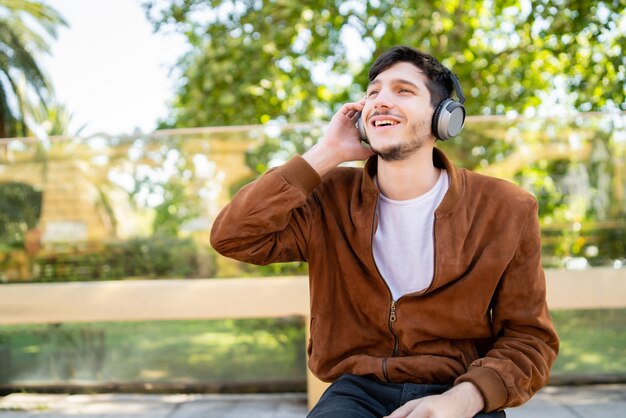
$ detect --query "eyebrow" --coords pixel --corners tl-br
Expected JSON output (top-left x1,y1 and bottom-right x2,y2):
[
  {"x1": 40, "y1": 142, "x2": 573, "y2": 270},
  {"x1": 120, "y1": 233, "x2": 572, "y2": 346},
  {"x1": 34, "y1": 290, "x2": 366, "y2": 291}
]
[{"x1": 367, "y1": 78, "x2": 422, "y2": 91}]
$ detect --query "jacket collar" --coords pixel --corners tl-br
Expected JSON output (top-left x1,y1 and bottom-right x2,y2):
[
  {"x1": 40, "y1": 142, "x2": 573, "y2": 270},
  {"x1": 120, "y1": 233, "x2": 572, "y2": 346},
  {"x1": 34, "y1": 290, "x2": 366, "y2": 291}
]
[{"x1": 361, "y1": 147, "x2": 463, "y2": 214}]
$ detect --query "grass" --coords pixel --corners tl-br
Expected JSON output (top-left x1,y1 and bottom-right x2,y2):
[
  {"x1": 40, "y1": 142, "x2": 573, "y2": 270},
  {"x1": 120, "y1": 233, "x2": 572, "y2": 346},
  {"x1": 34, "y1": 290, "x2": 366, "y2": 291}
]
[
  {"x1": 550, "y1": 308, "x2": 626, "y2": 375},
  {"x1": 0, "y1": 309, "x2": 624, "y2": 389},
  {"x1": 0, "y1": 318, "x2": 306, "y2": 386}
]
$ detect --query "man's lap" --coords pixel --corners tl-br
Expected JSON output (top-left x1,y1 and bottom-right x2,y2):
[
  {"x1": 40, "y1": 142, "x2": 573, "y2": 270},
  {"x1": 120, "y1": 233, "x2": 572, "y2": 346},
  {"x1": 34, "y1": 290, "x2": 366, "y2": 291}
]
[{"x1": 307, "y1": 374, "x2": 505, "y2": 418}]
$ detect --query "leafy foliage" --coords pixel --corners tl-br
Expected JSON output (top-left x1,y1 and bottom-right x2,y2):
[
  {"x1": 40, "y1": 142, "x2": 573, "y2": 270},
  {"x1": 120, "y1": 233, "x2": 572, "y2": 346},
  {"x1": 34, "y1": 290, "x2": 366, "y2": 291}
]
[
  {"x1": 0, "y1": 0, "x2": 67, "y2": 137},
  {"x1": 144, "y1": 0, "x2": 626, "y2": 128}
]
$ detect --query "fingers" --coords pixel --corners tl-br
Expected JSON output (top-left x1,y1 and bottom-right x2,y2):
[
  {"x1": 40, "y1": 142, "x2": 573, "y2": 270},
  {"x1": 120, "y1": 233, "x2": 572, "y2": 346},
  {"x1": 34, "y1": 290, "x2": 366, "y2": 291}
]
[{"x1": 340, "y1": 99, "x2": 366, "y2": 120}]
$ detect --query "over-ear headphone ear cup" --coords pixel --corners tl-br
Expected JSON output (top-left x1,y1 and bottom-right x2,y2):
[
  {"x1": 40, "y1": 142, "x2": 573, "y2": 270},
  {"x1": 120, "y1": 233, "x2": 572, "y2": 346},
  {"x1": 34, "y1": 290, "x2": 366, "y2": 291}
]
[
  {"x1": 431, "y1": 99, "x2": 450, "y2": 140},
  {"x1": 432, "y1": 99, "x2": 466, "y2": 140}
]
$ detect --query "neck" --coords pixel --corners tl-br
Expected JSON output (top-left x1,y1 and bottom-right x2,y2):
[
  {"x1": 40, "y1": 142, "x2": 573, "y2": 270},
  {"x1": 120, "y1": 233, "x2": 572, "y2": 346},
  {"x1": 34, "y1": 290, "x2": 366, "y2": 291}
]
[{"x1": 376, "y1": 144, "x2": 440, "y2": 200}]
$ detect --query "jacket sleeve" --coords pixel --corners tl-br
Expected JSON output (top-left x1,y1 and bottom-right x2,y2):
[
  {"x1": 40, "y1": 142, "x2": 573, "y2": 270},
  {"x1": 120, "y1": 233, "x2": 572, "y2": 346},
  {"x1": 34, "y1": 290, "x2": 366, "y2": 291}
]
[
  {"x1": 455, "y1": 198, "x2": 560, "y2": 412},
  {"x1": 210, "y1": 155, "x2": 321, "y2": 265}
]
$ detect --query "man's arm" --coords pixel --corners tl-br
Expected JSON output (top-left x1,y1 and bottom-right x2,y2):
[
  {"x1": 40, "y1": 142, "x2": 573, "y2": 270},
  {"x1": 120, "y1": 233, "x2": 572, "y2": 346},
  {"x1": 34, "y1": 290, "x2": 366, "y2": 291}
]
[
  {"x1": 210, "y1": 100, "x2": 373, "y2": 264},
  {"x1": 454, "y1": 198, "x2": 559, "y2": 411}
]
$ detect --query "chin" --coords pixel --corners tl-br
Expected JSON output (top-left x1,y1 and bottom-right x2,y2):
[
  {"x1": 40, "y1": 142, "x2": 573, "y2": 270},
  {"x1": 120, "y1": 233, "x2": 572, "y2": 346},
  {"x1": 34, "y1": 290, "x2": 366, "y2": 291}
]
[
  {"x1": 369, "y1": 138, "x2": 402, "y2": 153},
  {"x1": 371, "y1": 140, "x2": 426, "y2": 162}
]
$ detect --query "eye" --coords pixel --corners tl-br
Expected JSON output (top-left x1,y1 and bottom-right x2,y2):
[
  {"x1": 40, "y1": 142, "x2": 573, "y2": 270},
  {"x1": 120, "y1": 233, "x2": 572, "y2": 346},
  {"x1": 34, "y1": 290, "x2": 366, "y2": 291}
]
[
  {"x1": 367, "y1": 90, "x2": 379, "y2": 97},
  {"x1": 399, "y1": 88, "x2": 413, "y2": 94}
]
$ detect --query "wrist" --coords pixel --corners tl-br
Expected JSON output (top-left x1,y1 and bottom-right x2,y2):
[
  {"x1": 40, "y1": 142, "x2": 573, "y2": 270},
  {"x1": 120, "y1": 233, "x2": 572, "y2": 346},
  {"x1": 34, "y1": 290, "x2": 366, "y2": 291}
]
[
  {"x1": 302, "y1": 142, "x2": 344, "y2": 177},
  {"x1": 447, "y1": 382, "x2": 485, "y2": 416}
]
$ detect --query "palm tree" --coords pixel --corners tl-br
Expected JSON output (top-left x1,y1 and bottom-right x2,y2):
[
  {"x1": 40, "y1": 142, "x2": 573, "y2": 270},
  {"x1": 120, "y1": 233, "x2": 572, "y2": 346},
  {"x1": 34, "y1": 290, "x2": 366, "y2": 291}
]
[{"x1": 0, "y1": 0, "x2": 66, "y2": 138}]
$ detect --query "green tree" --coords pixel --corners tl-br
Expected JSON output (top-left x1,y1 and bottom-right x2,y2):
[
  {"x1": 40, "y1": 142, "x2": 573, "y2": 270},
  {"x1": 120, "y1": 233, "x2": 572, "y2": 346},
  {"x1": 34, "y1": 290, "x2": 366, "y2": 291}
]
[
  {"x1": 144, "y1": 0, "x2": 625, "y2": 127},
  {"x1": 0, "y1": 0, "x2": 66, "y2": 138},
  {"x1": 144, "y1": 0, "x2": 626, "y2": 271}
]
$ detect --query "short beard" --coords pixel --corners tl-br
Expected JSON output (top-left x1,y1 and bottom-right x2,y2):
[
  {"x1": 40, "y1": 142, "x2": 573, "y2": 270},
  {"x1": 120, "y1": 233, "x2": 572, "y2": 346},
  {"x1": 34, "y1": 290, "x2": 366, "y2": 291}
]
[{"x1": 372, "y1": 121, "x2": 430, "y2": 161}]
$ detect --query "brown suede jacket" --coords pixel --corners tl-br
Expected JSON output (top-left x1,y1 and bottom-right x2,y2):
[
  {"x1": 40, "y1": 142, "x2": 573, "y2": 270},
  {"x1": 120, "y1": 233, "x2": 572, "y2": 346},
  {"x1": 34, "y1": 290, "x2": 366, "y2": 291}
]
[{"x1": 210, "y1": 148, "x2": 559, "y2": 412}]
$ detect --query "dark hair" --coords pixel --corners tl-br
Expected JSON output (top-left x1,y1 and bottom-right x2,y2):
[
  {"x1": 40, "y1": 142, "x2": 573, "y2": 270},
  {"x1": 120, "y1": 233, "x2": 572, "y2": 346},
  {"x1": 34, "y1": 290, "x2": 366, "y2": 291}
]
[{"x1": 368, "y1": 46, "x2": 455, "y2": 108}]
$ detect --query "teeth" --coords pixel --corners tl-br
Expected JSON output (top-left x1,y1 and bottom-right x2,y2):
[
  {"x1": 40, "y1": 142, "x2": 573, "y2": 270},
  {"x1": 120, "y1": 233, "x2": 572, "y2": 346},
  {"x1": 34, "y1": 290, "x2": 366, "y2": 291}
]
[{"x1": 375, "y1": 119, "x2": 398, "y2": 126}]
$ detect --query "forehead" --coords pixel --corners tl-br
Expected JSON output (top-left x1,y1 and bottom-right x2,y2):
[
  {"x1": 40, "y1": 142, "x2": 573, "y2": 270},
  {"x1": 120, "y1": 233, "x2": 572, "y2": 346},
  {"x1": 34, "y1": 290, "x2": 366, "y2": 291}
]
[{"x1": 369, "y1": 61, "x2": 429, "y2": 87}]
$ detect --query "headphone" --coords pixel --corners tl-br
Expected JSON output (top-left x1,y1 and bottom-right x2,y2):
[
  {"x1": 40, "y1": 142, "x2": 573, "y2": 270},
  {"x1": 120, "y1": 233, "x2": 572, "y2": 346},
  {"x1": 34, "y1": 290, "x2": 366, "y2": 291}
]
[
  {"x1": 431, "y1": 72, "x2": 465, "y2": 140},
  {"x1": 356, "y1": 70, "x2": 466, "y2": 142}
]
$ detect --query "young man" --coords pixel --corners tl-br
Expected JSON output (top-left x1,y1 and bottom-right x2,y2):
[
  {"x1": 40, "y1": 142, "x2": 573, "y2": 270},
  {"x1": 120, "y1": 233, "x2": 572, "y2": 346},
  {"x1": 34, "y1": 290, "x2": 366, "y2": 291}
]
[{"x1": 210, "y1": 46, "x2": 559, "y2": 417}]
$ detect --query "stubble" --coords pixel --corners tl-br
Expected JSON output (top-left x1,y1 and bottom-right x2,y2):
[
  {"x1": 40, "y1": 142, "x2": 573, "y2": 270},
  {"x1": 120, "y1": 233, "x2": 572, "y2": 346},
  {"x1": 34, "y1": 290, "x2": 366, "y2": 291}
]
[{"x1": 372, "y1": 119, "x2": 431, "y2": 161}]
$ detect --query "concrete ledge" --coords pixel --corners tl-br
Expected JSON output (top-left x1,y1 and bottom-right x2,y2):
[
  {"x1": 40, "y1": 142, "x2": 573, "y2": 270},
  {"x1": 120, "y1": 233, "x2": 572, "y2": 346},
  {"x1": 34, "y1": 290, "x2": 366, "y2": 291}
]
[
  {"x1": 545, "y1": 268, "x2": 626, "y2": 309},
  {"x1": 0, "y1": 268, "x2": 624, "y2": 325},
  {"x1": 0, "y1": 276, "x2": 310, "y2": 325}
]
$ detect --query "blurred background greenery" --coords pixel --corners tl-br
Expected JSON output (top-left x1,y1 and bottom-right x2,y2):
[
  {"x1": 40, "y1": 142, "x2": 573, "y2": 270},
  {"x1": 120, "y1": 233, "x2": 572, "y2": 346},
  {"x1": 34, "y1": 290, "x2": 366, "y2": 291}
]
[
  {"x1": 140, "y1": 0, "x2": 625, "y2": 126},
  {"x1": 1, "y1": 309, "x2": 623, "y2": 389},
  {"x1": 1, "y1": 0, "x2": 625, "y2": 393},
  {"x1": 2, "y1": 0, "x2": 624, "y2": 137}
]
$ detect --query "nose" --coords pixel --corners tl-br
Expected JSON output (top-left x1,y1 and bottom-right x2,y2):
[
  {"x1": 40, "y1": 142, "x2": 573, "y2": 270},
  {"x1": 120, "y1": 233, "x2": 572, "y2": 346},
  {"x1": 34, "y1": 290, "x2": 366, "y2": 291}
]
[{"x1": 372, "y1": 88, "x2": 394, "y2": 110}]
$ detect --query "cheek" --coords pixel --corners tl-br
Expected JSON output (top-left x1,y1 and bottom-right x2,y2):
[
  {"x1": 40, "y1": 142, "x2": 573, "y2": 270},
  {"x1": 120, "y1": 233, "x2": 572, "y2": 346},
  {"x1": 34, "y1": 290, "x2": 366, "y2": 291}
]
[
  {"x1": 410, "y1": 107, "x2": 434, "y2": 128},
  {"x1": 409, "y1": 118, "x2": 431, "y2": 135}
]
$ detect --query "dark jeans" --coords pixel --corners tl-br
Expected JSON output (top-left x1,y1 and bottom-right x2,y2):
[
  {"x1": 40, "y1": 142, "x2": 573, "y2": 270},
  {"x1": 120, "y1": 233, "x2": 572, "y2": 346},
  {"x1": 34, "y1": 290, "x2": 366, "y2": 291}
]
[{"x1": 307, "y1": 374, "x2": 506, "y2": 418}]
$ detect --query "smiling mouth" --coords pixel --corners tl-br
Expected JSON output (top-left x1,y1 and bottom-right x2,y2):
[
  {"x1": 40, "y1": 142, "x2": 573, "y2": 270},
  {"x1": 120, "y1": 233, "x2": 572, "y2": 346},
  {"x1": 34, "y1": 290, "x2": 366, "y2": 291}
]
[{"x1": 373, "y1": 119, "x2": 399, "y2": 127}]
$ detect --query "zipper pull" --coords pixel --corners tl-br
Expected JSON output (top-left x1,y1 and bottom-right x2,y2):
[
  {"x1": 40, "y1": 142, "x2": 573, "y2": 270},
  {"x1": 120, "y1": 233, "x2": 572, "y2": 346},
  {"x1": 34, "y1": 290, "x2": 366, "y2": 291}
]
[{"x1": 390, "y1": 300, "x2": 397, "y2": 323}]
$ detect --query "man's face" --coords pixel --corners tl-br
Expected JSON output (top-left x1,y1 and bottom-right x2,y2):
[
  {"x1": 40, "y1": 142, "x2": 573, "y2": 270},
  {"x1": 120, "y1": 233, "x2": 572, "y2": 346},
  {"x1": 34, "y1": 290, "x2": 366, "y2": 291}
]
[{"x1": 363, "y1": 62, "x2": 435, "y2": 161}]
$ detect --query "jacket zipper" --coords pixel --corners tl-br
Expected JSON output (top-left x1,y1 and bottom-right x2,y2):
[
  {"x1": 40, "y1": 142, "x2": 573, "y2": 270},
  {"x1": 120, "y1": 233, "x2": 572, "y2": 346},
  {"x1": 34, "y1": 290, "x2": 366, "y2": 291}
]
[
  {"x1": 382, "y1": 299, "x2": 399, "y2": 381},
  {"x1": 370, "y1": 200, "x2": 401, "y2": 382},
  {"x1": 388, "y1": 299, "x2": 399, "y2": 356}
]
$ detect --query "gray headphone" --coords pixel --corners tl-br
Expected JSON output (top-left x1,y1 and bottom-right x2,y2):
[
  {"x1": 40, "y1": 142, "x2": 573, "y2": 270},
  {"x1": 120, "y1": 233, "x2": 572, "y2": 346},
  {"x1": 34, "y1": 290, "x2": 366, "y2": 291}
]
[
  {"x1": 356, "y1": 71, "x2": 465, "y2": 142},
  {"x1": 431, "y1": 72, "x2": 465, "y2": 140}
]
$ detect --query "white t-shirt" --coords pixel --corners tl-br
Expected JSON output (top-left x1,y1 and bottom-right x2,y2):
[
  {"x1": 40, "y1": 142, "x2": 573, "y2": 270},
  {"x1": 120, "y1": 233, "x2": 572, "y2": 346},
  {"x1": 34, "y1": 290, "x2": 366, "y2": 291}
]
[{"x1": 373, "y1": 169, "x2": 449, "y2": 300}]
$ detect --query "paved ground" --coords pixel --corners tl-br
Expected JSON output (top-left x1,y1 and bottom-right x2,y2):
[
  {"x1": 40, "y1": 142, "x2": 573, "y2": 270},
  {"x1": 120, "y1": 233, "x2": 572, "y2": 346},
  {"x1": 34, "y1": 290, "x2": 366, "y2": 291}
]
[{"x1": 0, "y1": 384, "x2": 624, "y2": 417}]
